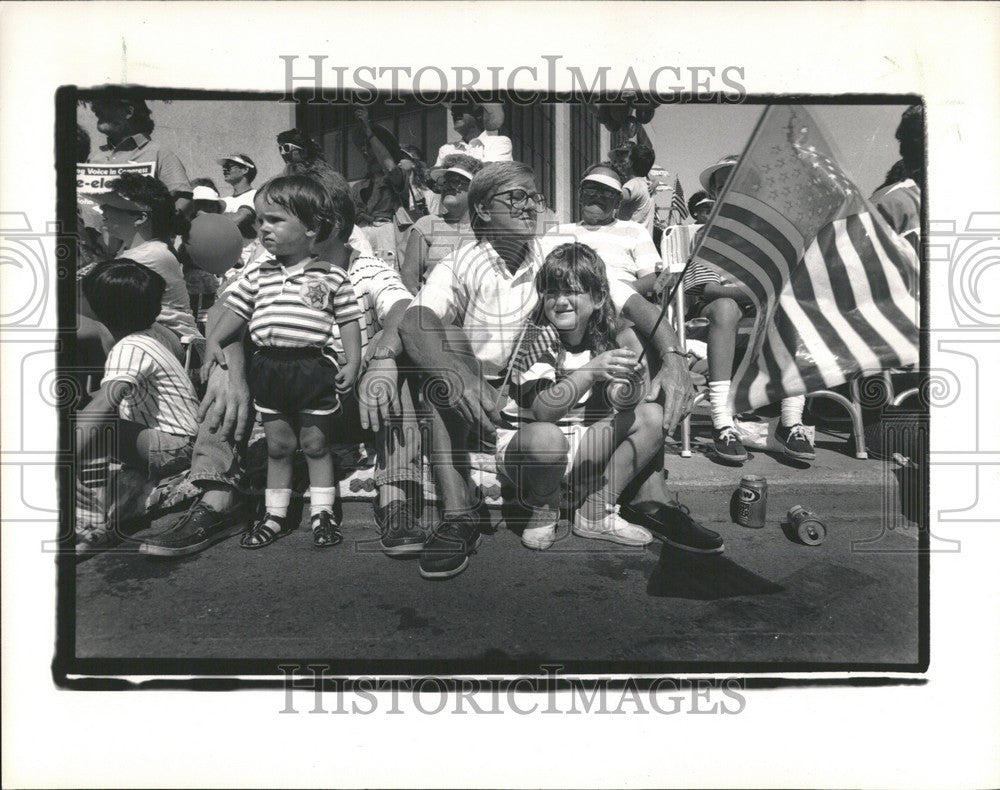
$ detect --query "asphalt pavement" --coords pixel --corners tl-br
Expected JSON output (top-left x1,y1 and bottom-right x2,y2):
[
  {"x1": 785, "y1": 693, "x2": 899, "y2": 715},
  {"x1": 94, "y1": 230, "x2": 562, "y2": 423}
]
[{"x1": 74, "y1": 426, "x2": 923, "y2": 670}]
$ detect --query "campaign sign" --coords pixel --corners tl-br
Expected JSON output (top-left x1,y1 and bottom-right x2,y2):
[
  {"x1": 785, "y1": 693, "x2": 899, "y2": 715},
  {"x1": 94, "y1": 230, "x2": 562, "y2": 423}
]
[{"x1": 77, "y1": 162, "x2": 157, "y2": 194}]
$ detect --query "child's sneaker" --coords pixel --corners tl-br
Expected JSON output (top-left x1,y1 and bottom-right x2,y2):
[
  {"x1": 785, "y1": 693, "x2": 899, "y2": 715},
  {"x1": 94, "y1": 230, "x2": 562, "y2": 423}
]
[
  {"x1": 775, "y1": 423, "x2": 816, "y2": 460},
  {"x1": 573, "y1": 506, "x2": 653, "y2": 547},
  {"x1": 713, "y1": 426, "x2": 748, "y2": 464}
]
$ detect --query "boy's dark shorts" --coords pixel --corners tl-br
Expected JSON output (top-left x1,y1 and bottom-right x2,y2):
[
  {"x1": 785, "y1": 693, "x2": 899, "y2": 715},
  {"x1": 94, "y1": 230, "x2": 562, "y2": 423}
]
[{"x1": 249, "y1": 347, "x2": 340, "y2": 416}]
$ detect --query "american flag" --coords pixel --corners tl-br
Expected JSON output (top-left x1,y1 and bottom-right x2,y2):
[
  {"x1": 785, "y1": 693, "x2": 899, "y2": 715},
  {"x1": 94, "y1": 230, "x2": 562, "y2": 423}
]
[
  {"x1": 505, "y1": 319, "x2": 560, "y2": 380},
  {"x1": 691, "y1": 105, "x2": 920, "y2": 413},
  {"x1": 670, "y1": 177, "x2": 689, "y2": 221}
]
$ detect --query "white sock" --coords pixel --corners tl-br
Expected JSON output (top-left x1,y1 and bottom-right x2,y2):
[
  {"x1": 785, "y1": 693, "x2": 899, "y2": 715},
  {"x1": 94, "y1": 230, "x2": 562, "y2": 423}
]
[
  {"x1": 309, "y1": 486, "x2": 336, "y2": 517},
  {"x1": 264, "y1": 488, "x2": 292, "y2": 519},
  {"x1": 708, "y1": 380, "x2": 734, "y2": 430},
  {"x1": 780, "y1": 395, "x2": 806, "y2": 427}
]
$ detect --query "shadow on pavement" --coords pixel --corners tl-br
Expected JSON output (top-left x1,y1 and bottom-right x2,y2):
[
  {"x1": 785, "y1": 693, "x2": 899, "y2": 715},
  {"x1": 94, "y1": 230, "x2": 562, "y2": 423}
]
[{"x1": 646, "y1": 546, "x2": 785, "y2": 600}]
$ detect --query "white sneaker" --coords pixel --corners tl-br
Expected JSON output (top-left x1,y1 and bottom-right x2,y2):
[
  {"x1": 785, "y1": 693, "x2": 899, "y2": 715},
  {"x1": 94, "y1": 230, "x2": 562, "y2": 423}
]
[
  {"x1": 521, "y1": 522, "x2": 557, "y2": 550},
  {"x1": 521, "y1": 506, "x2": 559, "y2": 550},
  {"x1": 573, "y1": 506, "x2": 653, "y2": 547}
]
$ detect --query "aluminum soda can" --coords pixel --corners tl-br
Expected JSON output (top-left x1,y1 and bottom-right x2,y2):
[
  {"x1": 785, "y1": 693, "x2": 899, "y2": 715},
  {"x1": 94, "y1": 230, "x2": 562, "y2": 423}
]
[
  {"x1": 787, "y1": 505, "x2": 827, "y2": 545},
  {"x1": 732, "y1": 475, "x2": 767, "y2": 528}
]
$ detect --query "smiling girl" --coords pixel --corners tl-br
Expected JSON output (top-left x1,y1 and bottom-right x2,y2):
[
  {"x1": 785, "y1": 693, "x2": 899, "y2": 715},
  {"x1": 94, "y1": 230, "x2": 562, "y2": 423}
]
[{"x1": 498, "y1": 242, "x2": 667, "y2": 549}]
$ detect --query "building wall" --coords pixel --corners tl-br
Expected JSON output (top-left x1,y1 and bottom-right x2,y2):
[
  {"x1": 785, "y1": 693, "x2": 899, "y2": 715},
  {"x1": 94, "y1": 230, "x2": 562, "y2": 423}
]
[{"x1": 77, "y1": 99, "x2": 294, "y2": 196}]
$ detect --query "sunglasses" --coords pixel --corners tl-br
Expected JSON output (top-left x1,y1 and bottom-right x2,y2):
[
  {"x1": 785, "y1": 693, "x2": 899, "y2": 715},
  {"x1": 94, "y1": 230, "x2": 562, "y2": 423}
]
[
  {"x1": 580, "y1": 183, "x2": 620, "y2": 201},
  {"x1": 278, "y1": 143, "x2": 304, "y2": 155}
]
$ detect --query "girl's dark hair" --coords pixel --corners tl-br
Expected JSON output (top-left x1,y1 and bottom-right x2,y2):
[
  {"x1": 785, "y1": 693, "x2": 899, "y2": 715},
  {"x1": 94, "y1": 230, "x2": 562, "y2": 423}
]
[
  {"x1": 107, "y1": 172, "x2": 179, "y2": 241},
  {"x1": 536, "y1": 242, "x2": 618, "y2": 356},
  {"x1": 82, "y1": 258, "x2": 165, "y2": 334},
  {"x1": 256, "y1": 174, "x2": 352, "y2": 243},
  {"x1": 192, "y1": 176, "x2": 219, "y2": 191}
]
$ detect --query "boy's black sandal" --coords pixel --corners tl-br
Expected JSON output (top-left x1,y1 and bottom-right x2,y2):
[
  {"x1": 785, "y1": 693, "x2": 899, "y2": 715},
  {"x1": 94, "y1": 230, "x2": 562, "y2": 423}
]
[
  {"x1": 311, "y1": 511, "x2": 343, "y2": 548},
  {"x1": 240, "y1": 514, "x2": 288, "y2": 550}
]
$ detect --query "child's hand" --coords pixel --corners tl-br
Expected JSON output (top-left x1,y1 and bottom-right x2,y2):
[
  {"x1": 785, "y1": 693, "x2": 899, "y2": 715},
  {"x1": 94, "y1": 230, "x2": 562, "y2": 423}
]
[
  {"x1": 585, "y1": 349, "x2": 642, "y2": 382},
  {"x1": 335, "y1": 362, "x2": 360, "y2": 394},
  {"x1": 202, "y1": 339, "x2": 228, "y2": 380}
]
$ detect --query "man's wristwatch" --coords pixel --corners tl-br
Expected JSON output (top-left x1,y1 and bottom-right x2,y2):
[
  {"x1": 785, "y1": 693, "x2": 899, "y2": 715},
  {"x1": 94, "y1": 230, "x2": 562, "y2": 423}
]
[{"x1": 371, "y1": 346, "x2": 397, "y2": 361}]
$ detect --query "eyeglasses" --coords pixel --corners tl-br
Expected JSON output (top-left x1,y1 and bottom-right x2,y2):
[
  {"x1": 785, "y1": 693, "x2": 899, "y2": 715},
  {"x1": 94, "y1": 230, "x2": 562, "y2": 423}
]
[
  {"x1": 439, "y1": 175, "x2": 471, "y2": 195},
  {"x1": 278, "y1": 143, "x2": 304, "y2": 155},
  {"x1": 579, "y1": 184, "x2": 620, "y2": 201},
  {"x1": 491, "y1": 189, "x2": 546, "y2": 214},
  {"x1": 221, "y1": 162, "x2": 245, "y2": 171}
]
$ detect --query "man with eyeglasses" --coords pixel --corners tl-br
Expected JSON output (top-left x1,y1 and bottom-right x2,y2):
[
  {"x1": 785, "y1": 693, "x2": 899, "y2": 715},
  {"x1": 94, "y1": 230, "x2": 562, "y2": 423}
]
[{"x1": 400, "y1": 161, "x2": 697, "y2": 580}]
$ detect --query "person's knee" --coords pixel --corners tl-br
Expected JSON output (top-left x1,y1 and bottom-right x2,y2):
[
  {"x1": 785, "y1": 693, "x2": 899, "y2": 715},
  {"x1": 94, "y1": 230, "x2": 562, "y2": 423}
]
[
  {"x1": 298, "y1": 428, "x2": 330, "y2": 459},
  {"x1": 704, "y1": 298, "x2": 741, "y2": 328},
  {"x1": 634, "y1": 401, "x2": 664, "y2": 432},
  {"x1": 266, "y1": 432, "x2": 298, "y2": 460},
  {"x1": 517, "y1": 423, "x2": 569, "y2": 466}
]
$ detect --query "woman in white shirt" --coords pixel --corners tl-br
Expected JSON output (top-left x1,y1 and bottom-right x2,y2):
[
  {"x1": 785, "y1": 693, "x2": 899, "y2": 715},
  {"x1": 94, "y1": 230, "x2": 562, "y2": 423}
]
[{"x1": 98, "y1": 173, "x2": 199, "y2": 346}]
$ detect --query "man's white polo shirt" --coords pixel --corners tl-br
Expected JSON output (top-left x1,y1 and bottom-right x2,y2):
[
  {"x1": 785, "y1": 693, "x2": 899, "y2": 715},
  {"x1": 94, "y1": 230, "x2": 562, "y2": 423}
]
[
  {"x1": 434, "y1": 130, "x2": 514, "y2": 166},
  {"x1": 408, "y1": 238, "x2": 635, "y2": 378}
]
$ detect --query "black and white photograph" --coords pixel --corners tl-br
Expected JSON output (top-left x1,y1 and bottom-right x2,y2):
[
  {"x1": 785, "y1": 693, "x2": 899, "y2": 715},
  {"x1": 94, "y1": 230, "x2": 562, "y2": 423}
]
[
  {"x1": 65, "y1": 91, "x2": 926, "y2": 673},
  {"x1": 3, "y1": 3, "x2": 999, "y2": 788}
]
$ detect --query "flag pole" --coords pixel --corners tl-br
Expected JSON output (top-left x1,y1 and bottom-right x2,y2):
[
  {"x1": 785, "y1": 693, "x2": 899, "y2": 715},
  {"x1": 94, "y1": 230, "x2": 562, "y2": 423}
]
[{"x1": 635, "y1": 106, "x2": 774, "y2": 366}]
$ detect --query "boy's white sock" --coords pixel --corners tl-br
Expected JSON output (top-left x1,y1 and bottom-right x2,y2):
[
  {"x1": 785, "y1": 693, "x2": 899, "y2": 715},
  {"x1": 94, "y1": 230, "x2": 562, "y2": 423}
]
[
  {"x1": 309, "y1": 486, "x2": 336, "y2": 517},
  {"x1": 264, "y1": 488, "x2": 292, "y2": 518},
  {"x1": 780, "y1": 395, "x2": 806, "y2": 427},
  {"x1": 708, "y1": 380, "x2": 735, "y2": 430}
]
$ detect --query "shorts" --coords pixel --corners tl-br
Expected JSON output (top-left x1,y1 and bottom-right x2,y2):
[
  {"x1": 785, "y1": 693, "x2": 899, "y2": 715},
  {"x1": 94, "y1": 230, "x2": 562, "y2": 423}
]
[
  {"x1": 249, "y1": 346, "x2": 341, "y2": 416},
  {"x1": 494, "y1": 422, "x2": 587, "y2": 481},
  {"x1": 146, "y1": 429, "x2": 194, "y2": 481}
]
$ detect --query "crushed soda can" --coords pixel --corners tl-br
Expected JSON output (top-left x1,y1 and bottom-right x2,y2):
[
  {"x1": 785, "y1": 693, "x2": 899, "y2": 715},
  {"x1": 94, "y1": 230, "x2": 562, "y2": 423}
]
[{"x1": 786, "y1": 505, "x2": 827, "y2": 545}]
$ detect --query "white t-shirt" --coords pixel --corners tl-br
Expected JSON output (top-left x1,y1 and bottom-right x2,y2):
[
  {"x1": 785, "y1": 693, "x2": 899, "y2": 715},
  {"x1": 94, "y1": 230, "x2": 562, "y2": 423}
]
[
  {"x1": 617, "y1": 176, "x2": 656, "y2": 235},
  {"x1": 435, "y1": 130, "x2": 514, "y2": 166},
  {"x1": 408, "y1": 238, "x2": 635, "y2": 378},
  {"x1": 222, "y1": 188, "x2": 257, "y2": 214},
  {"x1": 102, "y1": 330, "x2": 199, "y2": 437},
  {"x1": 546, "y1": 219, "x2": 661, "y2": 282}
]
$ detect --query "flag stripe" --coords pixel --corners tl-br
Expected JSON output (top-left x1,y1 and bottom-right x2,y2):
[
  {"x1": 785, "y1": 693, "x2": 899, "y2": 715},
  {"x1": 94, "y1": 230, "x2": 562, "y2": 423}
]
[
  {"x1": 805, "y1": 224, "x2": 892, "y2": 372},
  {"x1": 830, "y1": 219, "x2": 912, "y2": 368},
  {"x1": 849, "y1": 214, "x2": 922, "y2": 353}
]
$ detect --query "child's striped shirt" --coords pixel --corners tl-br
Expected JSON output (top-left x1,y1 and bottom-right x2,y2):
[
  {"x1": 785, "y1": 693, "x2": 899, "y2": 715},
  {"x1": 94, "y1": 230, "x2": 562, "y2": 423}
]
[
  {"x1": 225, "y1": 257, "x2": 363, "y2": 349},
  {"x1": 102, "y1": 330, "x2": 199, "y2": 437}
]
